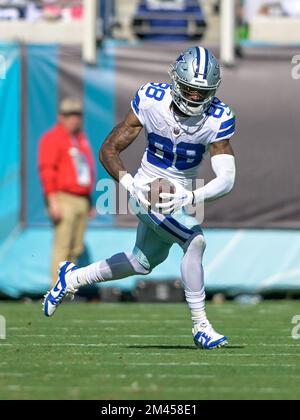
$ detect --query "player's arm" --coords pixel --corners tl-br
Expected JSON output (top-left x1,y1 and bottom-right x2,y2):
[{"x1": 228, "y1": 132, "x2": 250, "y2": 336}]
[
  {"x1": 157, "y1": 139, "x2": 236, "y2": 214},
  {"x1": 209, "y1": 138, "x2": 235, "y2": 157},
  {"x1": 193, "y1": 139, "x2": 236, "y2": 203},
  {"x1": 99, "y1": 108, "x2": 150, "y2": 206},
  {"x1": 99, "y1": 109, "x2": 143, "y2": 182}
]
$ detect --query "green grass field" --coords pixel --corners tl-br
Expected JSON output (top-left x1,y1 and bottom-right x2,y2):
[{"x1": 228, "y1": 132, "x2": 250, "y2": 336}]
[{"x1": 0, "y1": 301, "x2": 300, "y2": 400}]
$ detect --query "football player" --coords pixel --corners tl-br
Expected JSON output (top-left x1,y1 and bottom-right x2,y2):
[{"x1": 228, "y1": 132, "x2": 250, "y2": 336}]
[{"x1": 43, "y1": 46, "x2": 236, "y2": 349}]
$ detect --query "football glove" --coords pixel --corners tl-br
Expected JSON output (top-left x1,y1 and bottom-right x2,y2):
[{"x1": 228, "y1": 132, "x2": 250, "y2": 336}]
[
  {"x1": 120, "y1": 173, "x2": 150, "y2": 210},
  {"x1": 155, "y1": 181, "x2": 194, "y2": 214}
]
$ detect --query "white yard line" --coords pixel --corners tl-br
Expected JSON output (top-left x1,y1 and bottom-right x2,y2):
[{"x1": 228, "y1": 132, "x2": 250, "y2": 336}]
[
  {"x1": 94, "y1": 320, "x2": 189, "y2": 324},
  {"x1": 110, "y1": 352, "x2": 300, "y2": 357},
  {"x1": 126, "y1": 362, "x2": 297, "y2": 368}
]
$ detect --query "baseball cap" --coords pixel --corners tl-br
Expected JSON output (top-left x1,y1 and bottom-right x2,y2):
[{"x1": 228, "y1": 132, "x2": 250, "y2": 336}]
[{"x1": 59, "y1": 98, "x2": 83, "y2": 115}]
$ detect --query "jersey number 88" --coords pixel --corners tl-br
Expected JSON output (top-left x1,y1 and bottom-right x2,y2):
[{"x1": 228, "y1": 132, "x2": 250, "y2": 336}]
[{"x1": 145, "y1": 83, "x2": 169, "y2": 102}]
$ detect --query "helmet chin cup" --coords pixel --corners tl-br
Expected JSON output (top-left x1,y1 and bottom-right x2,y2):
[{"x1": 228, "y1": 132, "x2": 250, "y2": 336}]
[{"x1": 173, "y1": 95, "x2": 207, "y2": 117}]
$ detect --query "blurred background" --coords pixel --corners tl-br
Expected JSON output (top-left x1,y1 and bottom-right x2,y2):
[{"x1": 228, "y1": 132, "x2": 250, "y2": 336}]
[{"x1": 1, "y1": 0, "x2": 300, "y2": 303}]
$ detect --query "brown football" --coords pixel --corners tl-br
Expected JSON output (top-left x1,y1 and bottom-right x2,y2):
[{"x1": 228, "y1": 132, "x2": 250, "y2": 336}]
[{"x1": 148, "y1": 178, "x2": 176, "y2": 213}]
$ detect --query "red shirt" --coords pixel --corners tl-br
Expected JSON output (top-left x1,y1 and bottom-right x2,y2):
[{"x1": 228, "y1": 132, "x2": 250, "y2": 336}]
[{"x1": 38, "y1": 123, "x2": 96, "y2": 196}]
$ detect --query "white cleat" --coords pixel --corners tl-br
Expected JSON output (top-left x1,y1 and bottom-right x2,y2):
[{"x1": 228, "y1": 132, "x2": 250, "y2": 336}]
[
  {"x1": 43, "y1": 261, "x2": 78, "y2": 317},
  {"x1": 193, "y1": 321, "x2": 228, "y2": 350}
]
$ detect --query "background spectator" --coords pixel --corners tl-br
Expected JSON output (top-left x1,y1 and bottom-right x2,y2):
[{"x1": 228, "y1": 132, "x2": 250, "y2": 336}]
[{"x1": 38, "y1": 98, "x2": 96, "y2": 286}]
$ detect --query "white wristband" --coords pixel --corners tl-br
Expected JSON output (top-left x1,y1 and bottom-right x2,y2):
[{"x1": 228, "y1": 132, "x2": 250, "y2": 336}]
[{"x1": 119, "y1": 173, "x2": 134, "y2": 191}]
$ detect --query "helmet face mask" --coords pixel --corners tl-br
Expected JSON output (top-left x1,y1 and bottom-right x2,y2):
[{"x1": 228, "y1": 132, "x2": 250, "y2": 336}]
[
  {"x1": 169, "y1": 47, "x2": 222, "y2": 117},
  {"x1": 178, "y1": 81, "x2": 217, "y2": 103}
]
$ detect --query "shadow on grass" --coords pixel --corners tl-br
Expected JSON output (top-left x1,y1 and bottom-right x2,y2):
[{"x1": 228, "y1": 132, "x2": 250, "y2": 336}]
[
  {"x1": 127, "y1": 345, "x2": 196, "y2": 350},
  {"x1": 126, "y1": 344, "x2": 246, "y2": 350},
  {"x1": 222, "y1": 345, "x2": 246, "y2": 350}
]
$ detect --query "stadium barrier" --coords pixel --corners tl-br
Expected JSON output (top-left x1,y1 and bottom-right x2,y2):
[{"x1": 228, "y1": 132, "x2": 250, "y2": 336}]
[
  {"x1": 1, "y1": 41, "x2": 300, "y2": 298},
  {"x1": 0, "y1": 43, "x2": 21, "y2": 243}
]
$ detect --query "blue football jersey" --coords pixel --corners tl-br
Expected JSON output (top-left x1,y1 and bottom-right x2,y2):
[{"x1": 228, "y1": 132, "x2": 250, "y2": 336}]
[{"x1": 131, "y1": 82, "x2": 236, "y2": 183}]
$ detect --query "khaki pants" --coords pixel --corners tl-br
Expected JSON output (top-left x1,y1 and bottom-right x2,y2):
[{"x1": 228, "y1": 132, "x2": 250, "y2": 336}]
[{"x1": 51, "y1": 192, "x2": 90, "y2": 286}]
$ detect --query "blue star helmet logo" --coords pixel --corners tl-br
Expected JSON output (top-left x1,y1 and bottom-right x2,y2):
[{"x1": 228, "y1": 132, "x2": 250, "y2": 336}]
[{"x1": 176, "y1": 53, "x2": 186, "y2": 64}]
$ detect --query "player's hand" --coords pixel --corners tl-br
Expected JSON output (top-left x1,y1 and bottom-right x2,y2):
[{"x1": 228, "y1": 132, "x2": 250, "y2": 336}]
[
  {"x1": 155, "y1": 183, "x2": 194, "y2": 214},
  {"x1": 129, "y1": 179, "x2": 151, "y2": 210},
  {"x1": 120, "y1": 173, "x2": 150, "y2": 210}
]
